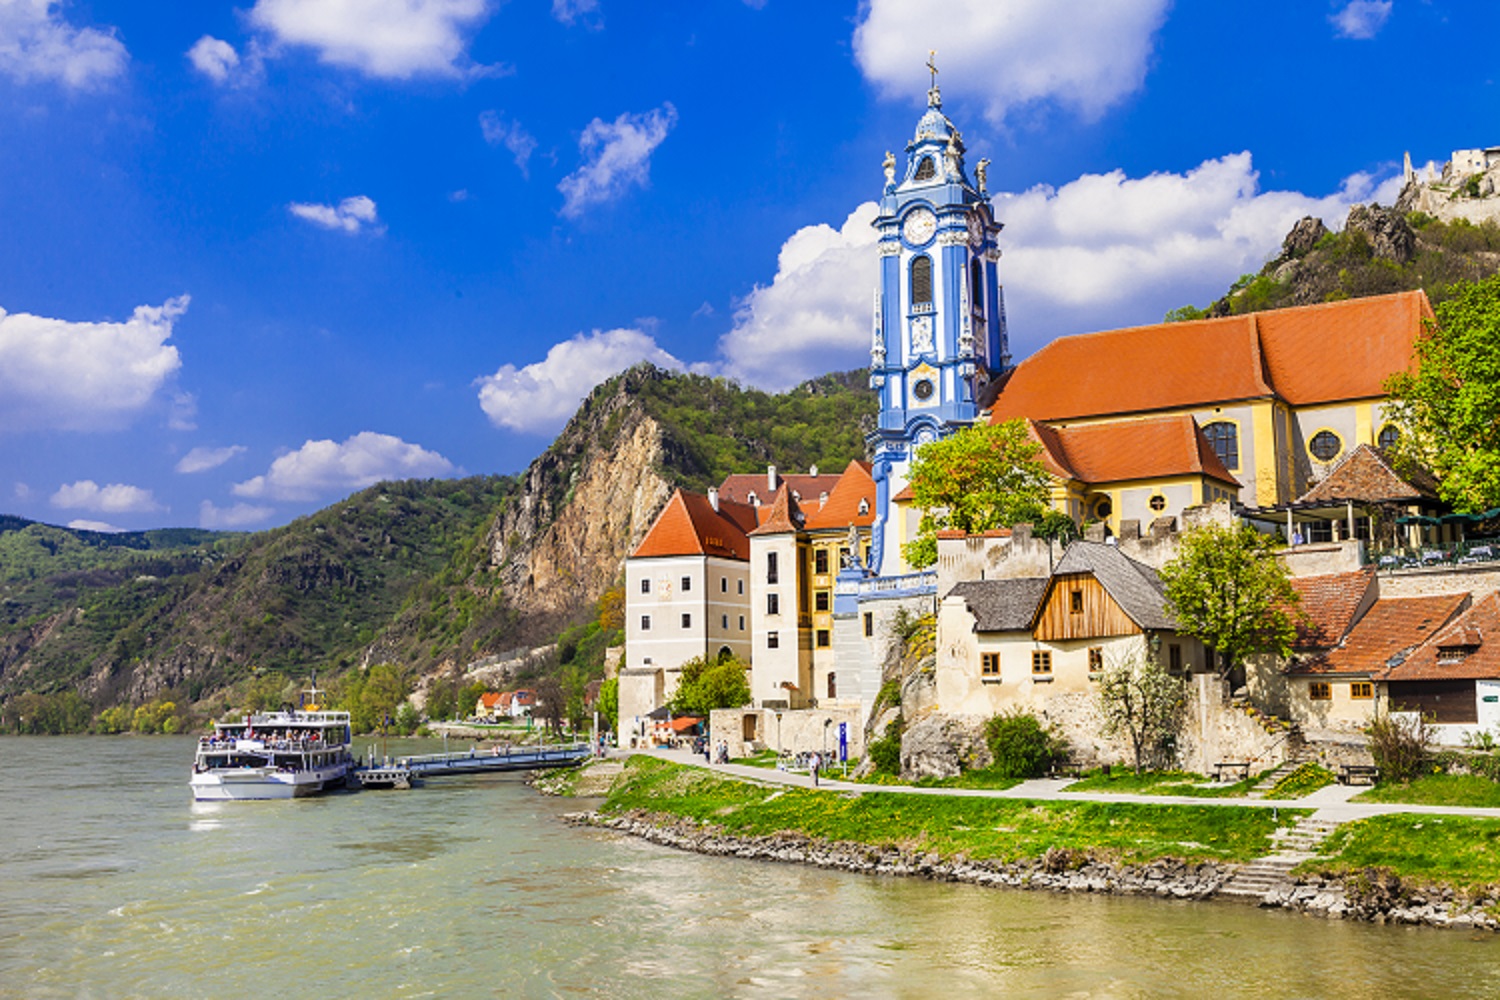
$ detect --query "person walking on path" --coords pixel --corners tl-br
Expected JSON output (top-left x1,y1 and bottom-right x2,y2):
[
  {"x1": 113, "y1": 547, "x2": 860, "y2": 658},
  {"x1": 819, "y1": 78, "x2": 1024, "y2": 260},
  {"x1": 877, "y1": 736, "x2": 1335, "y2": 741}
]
[{"x1": 811, "y1": 751, "x2": 821, "y2": 787}]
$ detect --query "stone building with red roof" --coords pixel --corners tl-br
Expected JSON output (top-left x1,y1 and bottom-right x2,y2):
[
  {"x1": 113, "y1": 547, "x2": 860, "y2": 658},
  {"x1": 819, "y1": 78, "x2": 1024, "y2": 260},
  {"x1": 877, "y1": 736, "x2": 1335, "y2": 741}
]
[{"x1": 983, "y1": 290, "x2": 1431, "y2": 535}]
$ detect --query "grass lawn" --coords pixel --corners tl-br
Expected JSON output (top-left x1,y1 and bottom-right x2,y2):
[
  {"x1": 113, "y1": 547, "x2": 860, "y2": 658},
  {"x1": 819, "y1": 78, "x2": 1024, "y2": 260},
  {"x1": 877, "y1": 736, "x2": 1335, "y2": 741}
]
[
  {"x1": 1266, "y1": 763, "x2": 1337, "y2": 800},
  {"x1": 1062, "y1": 769, "x2": 1257, "y2": 798},
  {"x1": 1355, "y1": 773, "x2": 1500, "y2": 808},
  {"x1": 1307, "y1": 814, "x2": 1500, "y2": 887},
  {"x1": 602, "y1": 756, "x2": 1298, "y2": 864},
  {"x1": 912, "y1": 768, "x2": 1025, "y2": 791},
  {"x1": 729, "y1": 749, "x2": 780, "y2": 769}
]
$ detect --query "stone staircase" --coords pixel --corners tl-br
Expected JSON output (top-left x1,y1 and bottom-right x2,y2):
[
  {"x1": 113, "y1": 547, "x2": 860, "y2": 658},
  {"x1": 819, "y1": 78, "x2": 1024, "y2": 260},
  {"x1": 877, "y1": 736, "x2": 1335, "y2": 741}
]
[
  {"x1": 1217, "y1": 815, "x2": 1342, "y2": 902},
  {"x1": 1246, "y1": 755, "x2": 1310, "y2": 799}
]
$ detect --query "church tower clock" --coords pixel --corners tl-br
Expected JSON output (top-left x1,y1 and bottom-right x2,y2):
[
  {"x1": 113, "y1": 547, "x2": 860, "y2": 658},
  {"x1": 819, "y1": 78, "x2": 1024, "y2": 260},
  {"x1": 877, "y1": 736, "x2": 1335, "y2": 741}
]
[{"x1": 867, "y1": 61, "x2": 1011, "y2": 576}]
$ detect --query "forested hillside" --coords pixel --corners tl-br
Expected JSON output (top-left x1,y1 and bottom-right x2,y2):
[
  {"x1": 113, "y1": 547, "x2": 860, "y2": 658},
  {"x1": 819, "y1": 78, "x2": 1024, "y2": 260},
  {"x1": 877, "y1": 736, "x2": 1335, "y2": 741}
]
[{"x1": 0, "y1": 365, "x2": 877, "y2": 731}]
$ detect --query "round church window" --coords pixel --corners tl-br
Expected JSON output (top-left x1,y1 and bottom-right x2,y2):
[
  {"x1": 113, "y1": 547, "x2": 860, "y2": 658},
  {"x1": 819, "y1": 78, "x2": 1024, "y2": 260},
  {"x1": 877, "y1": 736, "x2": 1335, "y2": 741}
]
[
  {"x1": 1149, "y1": 494, "x2": 1167, "y2": 512},
  {"x1": 913, "y1": 378, "x2": 935, "y2": 401},
  {"x1": 1309, "y1": 430, "x2": 1343, "y2": 462}
]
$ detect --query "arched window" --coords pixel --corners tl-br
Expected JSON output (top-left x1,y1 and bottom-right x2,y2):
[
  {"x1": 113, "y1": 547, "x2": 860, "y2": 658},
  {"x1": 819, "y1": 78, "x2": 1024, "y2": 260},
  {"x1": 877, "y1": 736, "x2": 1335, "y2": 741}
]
[
  {"x1": 970, "y1": 259, "x2": 984, "y2": 313},
  {"x1": 1378, "y1": 424, "x2": 1400, "y2": 451},
  {"x1": 827, "y1": 673, "x2": 837, "y2": 699},
  {"x1": 914, "y1": 157, "x2": 936, "y2": 181},
  {"x1": 1202, "y1": 421, "x2": 1239, "y2": 469},
  {"x1": 911, "y1": 255, "x2": 933, "y2": 306}
]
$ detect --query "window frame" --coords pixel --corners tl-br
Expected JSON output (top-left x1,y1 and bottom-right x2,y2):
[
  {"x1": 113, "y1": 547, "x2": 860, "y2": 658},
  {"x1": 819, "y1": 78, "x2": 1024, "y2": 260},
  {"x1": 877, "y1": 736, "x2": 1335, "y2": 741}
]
[
  {"x1": 816, "y1": 629, "x2": 830, "y2": 648},
  {"x1": 981, "y1": 652, "x2": 1001, "y2": 676},
  {"x1": 910, "y1": 255, "x2": 933, "y2": 306},
  {"x1": 1202, "y1": 420, "x2": 1240, "y2": 471},
  {"x1": 767, "y1": 631, "x2": 779, "y2": 650},
  {"x1": 1350, "y1": 681, "x2": 1374, "y2": 700},
  {"x1": 1308, "y1": 428, "x2": 1344, "y2": 463},
  {"x1": 1031, "y1": 650, "x2": 1053, "y2": 676},
  {"x1": 1309, "y1": 681, "x2": 1332, "y2": 701}
]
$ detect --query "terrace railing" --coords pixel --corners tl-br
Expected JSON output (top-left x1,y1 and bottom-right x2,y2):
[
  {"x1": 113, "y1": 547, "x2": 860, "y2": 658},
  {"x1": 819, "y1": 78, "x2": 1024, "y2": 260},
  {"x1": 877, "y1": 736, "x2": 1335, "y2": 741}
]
[{"x1": 1371, "y1": 538, "x2": 1500, "y2": 572}]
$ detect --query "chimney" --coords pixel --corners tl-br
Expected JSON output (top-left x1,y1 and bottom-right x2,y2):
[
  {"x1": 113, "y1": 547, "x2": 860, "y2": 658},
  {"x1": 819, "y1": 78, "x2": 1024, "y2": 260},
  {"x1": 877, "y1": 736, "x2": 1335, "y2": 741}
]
[
  {"x1": 767, "y1": 465, "x2": 778, "y2": 491},
  {"x1": 708, "y1": 486, "x2": 719, "y2": 512},
  {"x1": 810, "y1": 464, "x2": 819, "y2": 477}
]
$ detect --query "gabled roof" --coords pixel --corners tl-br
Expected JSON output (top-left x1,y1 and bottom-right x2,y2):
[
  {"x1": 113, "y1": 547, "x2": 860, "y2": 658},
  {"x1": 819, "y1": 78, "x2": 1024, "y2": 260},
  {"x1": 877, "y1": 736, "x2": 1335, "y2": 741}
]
[
  {"x1": 478, "y1": 692, "x2": 503, "y2": 708},
  {"x1": 1381, "y1": 593, "x2": 1500, "y2": 682},
  {"x1": 1296, "y1": 444, "x2": 1438, "y2": 505},
  {"x1": 717, "y1": 471, "x2": 846, "y2": 508},
  {"x1": 989, "y1": 291, "x2": 1428, "y2": 424},
  {"x1": 802, "y1": 460, "x2": 878, "y2": 530},
  {"x1": 748, "y1": 485, "x2": 804, "y2": 535},
  {"x1": 947, "y1": 578, "x2": 1049, "y2": 632},
  {"x1": 1048, "y1": 541, "x2": 1176, "y2": 630},
  {"x1": 1028, "y1": 416, "x2": 1239, "y2": 488},
  {"x1": 630, "y1": 489, "x2": 758, "y2": 560},
  {"x1": 1286, "y1": 568, "x2": 1377, "y2": 650},
  {"x1": 1291, "y1": 593, "x2": 1467, "y2": 675}
]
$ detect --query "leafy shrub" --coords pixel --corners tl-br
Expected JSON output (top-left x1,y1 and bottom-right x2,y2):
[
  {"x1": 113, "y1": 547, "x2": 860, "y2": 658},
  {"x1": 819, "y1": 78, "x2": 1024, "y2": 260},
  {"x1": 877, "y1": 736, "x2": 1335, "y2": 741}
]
[
  {"x1": 1367, "y1": 713, "x2": 1434, "y2": 783},
  {"x1": 868, "y1": 715, "x2": 905, "y2": 775},
  {"x1": 983, "y1": 710, "x2": 1066, "y2": 779}
]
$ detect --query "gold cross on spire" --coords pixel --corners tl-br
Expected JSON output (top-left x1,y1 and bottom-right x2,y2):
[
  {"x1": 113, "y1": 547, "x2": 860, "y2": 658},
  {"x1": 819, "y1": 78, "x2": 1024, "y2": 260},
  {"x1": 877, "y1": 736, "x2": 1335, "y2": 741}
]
[{"x1": 926, "y1": 50, "x2": 939, "y2": 87}]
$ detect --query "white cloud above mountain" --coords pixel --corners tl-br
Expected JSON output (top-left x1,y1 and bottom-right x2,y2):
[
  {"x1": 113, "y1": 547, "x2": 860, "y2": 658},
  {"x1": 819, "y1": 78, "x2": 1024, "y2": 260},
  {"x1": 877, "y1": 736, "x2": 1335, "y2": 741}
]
[
  {"x1": 248, "y1": 0, "x2": 496, "y2": 79},
  {"x1": 177, "y1": 445, "x2": 247, "y2": 474},
  {"x1": 711, "y1": 154, "x2": 1405, "y2": 390},
  {"x1": 853, "y1": 0, "x2": 1170, "y2": 124},
  {"x1": 0, "y1": 296, "x2": 186, "y2": 432},
  {"x1": 0, "y1": 0, "x2": 128, "y2": 89},
  {"x1": 476, "y1": 327, "x2": 683, "y2": 434},
  {"x1": 558, "y1": 104, "x2": 677, "y2": 218},
  {"x1": 289, "y1": 196, "x2": 382, "y2": 234},
  {"x1": 51, "y1": 480, "x2": 162, "y2": 514},
  {"x1": 199, "y1": 500, "x2": 275, "y2": 529},
  {"x1": 233, "y1": 431, "x2": 455, "y2": 501}
]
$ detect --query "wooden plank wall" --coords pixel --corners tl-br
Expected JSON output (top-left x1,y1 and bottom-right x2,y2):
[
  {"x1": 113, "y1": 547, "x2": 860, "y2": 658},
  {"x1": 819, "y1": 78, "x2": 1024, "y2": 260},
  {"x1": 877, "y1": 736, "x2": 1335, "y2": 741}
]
[{"x1": 1033, "y1": 573, "x2": 1141, "y2": 641}]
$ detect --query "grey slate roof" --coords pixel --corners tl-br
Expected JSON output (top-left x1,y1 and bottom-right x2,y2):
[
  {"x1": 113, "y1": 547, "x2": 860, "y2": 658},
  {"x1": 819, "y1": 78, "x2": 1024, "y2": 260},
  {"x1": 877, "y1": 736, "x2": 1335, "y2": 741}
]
[
  {"x1": 946, "y1": 578, "x2": 1049, "y2": 632},
  {"x1": 1051, "y1": 541, "x2": 1178, "y2": 631}
]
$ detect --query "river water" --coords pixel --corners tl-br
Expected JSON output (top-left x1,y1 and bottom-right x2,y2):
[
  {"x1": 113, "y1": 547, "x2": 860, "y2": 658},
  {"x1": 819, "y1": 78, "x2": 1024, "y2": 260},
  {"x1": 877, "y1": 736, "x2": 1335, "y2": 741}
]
[{"x1": 3, "y1": 736, "x2": 1499, "y2": 998}]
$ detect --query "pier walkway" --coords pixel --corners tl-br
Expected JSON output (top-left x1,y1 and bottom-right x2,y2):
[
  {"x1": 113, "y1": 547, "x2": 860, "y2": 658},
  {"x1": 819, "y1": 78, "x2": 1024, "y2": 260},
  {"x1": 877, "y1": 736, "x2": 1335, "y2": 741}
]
[{"x1": 358, "y1": 741, "x2": 592, "y2": 788}]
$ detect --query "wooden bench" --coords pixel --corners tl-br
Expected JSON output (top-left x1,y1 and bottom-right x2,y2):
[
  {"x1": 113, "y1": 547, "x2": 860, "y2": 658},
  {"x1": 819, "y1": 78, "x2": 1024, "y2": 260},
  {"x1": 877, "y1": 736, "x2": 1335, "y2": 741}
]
[
  {"x1": 1338, "y1": 764, "x2": 1380, "y2": 786},
  {"x1": 1048, "y1": 758, "x2": 1086, "y2": 779},
  {"x1": 1214, "y1": 761, "x2": 1250, "y2": 783}
]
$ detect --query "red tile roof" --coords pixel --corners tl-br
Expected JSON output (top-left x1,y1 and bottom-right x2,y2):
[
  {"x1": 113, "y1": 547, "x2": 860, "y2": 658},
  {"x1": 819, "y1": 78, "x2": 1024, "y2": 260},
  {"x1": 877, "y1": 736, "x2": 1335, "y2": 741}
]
[
  {"x1": 630, "y1": 489, "x2": 758, "y2": 560},
  {"x1": 990, "y1": 291, "x2": 1428, "y2": 424},
  {"x1": 1380, "y1": 593, "x2": 1499, "y2": 682},
  {"x1": 802, "y1": 460, "x2": 877, "y2": 531},
  {"x1": 478, "y1": 692, "x2": 503, "y2": 708},
  {"x1": 717, "y1": 471, "x2": 846, "y2": 507},
  {"x1": 1285, "y1": 568, "x2": 1376, "y2": 650},
  {"x1": 1029, "y1": 415, "x2": 1239, "y2": 487},
  {"x1": 1291, "y1": 593, "x2": 1467, "y2": 675},
  {"x1": 748, "y1": 486, "x2": 802, "y2": 536}
]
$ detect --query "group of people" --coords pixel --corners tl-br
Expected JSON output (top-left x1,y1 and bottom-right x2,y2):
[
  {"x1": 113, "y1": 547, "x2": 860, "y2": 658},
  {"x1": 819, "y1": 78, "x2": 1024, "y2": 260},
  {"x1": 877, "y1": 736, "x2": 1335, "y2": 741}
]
[{"x1": 703, "y1": 740, "x2": 731, "y2": 764}]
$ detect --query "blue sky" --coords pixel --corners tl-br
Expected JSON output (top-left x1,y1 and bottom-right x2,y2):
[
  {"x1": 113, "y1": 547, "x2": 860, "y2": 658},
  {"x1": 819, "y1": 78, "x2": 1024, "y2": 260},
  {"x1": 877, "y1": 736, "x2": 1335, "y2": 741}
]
[{"x1": 0, "y1": 0, "x2": 1495, "y2": 532}]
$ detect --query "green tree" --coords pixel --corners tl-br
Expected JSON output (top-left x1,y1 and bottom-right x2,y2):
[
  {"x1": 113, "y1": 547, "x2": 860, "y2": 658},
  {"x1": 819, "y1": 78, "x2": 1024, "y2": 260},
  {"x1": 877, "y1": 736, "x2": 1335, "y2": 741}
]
[
  {"x1": 668, "y1": 655, "x2": 751, "y2": 716},
  {"x1": 1097, "y1": 648, "x2": 1187, "y2": 775},
  {"x1": 901, "y1": 420, "x2": 1051, "y2": 568},
  {"x1": 982, "y1": 711, "x2": 1066, "y2": 778},
  {"x1": 1158, "y1": 523, "x2": 1300, "y2": 680},
  {"x1": 1384, "y1": 274, "x2": 1500, "y2": 512},
  {"x1": 597, "y1": 677, "x2": 619, "y2": 730}
]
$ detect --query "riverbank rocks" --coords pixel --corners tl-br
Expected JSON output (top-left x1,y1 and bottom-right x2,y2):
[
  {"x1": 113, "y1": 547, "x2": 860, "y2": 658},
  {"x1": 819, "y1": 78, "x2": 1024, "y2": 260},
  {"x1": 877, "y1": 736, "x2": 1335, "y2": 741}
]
[{"x1": 566, "y1": 809, "x2": 1500, "y2": 933}]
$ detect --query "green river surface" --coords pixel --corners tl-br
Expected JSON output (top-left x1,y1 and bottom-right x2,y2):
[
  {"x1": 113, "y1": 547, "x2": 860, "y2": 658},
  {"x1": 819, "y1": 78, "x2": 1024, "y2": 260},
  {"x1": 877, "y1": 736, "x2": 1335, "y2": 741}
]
[{"x1": 3, "y1": 735, "x2": 1500, "y2": 998}]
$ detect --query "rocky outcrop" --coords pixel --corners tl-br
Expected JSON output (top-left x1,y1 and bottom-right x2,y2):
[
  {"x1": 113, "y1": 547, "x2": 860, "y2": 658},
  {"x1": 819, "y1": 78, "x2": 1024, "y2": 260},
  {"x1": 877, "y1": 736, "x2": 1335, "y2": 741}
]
[
  {"x1": 1280, "y1": 216, "x2": 1330, "y2": 260},
  {"x1": 1345, "y1": 203, "x2": 1417, "y2": 264},
  {"x1": 487, "y1": 367, "x2": 679, "y2": 630},
  {"x1": 899, "y1": 712, "x2": 991, "y2": 780}
]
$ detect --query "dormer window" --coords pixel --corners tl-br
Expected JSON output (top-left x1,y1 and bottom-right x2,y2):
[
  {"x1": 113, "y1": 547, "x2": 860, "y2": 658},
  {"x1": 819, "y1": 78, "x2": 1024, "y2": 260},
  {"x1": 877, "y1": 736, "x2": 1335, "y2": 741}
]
[
  {"x1": 1438, "y1": 646, "x2": 1472, "y2": 664},
  {"x1": 747, "y1": 490, "x2": 758, "y2": 506},
  {"x1": 914, "y1": 157, "x2": 936, "y2": 181},
  {"x1": 858, "y1": 498, "x2": 870, "y2": 516}
]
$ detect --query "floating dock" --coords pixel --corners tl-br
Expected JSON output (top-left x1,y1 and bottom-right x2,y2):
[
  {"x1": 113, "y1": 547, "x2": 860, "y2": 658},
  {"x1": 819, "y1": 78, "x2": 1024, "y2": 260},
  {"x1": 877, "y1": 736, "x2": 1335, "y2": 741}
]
[{"x1": 355, "y1": 741, "x2": 592, "y2": 789}]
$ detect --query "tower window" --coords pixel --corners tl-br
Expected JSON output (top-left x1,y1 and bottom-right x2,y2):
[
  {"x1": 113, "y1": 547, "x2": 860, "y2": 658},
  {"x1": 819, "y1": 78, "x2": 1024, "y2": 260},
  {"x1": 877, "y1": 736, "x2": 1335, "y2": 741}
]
[
  {"x1": 970, "y1": 259, "x2": 984, "y2": 312},
  {"x1": 911, "y1": 256, "x2": 933, "y2": 306},
  {"x1": 814, "y1": 549, "x2": 829, "y2": 574},
  {"x1": 766, "y1": 551, "x2": 778, "y2": 584},
  {"x1": 913, "y1": 378, "x2": 935, "y2": 401},
  {"x1": 914, "y1": 156, "x2": 936, "y2": 181},
  {"x1": 1203, "y1": 421, "x2": 1239, "y2": 469}
]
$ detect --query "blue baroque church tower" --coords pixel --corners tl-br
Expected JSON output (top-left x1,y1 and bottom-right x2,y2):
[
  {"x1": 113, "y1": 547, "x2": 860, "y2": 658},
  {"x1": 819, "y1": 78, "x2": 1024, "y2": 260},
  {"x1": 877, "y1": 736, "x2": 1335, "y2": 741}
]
[{"x1": 867, "y1": 74, "x2": 1011, "y2": 576}]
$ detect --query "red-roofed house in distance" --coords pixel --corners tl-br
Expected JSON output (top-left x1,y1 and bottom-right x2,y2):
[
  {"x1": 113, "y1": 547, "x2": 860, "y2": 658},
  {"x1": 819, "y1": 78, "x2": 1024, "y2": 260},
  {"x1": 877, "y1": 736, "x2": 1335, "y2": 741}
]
[
  {"x1": 619, "y1": 485, "x2": 758, "y2": 746},
  {"x1": 475, "y1": 691, "x2": 505, "y2": 721},
  {"x1": 984, "y1": 291, "x2": 1431, "y2": 536}
]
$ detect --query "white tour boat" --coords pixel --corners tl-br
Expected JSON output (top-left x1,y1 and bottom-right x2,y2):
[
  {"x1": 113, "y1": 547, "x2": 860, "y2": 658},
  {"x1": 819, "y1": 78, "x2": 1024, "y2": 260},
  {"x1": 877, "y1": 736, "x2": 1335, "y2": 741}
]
[{"x1": 190, "y1": 682, "x2": 355, "y2": 801}]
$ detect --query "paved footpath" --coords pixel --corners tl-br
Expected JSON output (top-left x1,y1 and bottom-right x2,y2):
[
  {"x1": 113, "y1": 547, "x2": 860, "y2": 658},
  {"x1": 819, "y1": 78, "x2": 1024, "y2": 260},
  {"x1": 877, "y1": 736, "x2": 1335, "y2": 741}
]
[{"x1": 632, "y1": 748, "x2": 1500, "y2": 826}]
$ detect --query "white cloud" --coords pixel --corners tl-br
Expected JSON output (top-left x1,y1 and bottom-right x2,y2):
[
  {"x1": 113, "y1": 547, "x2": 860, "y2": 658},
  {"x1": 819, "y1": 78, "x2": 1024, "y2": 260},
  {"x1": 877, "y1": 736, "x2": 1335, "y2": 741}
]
[
  {"x1": 67, "y1": 519, "x2": 123, "y2": 533},
  {"x1": 715, "y1": 203, "x2": 879, "y2": 391},
  {"x1": 0, "y1": 0, "x2": 128, "y2": 89},
  {"x1": 51, "y1": 480, "x2": 162, "y2": 514},
  {"x1": 14, "y1": 483, "x2": 31, "y2": 500},
  {"x1": 233, "y1": 431, "x2": 455, "y2": 501},
  {"x1": 0, "y1": 296, "x2": 186, "y2": 432},
  {"x1": 1331, "y1": 0, "x2": 1393, "y2": 39},
  {"x1": 558, "y1": 104, "x2": 677, "y2": 218},
  {"x1": 177, "y1": 445, "x2": 247, "y2": 474},
  {"x1": 480, "y1": 110, "x2": 538, "y2": 178},
  {"x1": 551, "y1": 0, "x2": 600, "y2": 27},
  {"x1": 199, "y1": 500, "x2": 274, "y2": 529},
  {"x1": 476, "y1": 328, "x2": 683, "y2": 434},
  {"x1": 187, "y1": 35, "x2": 238, "y2": 82},
  {"x1": 711, "y1": 154, "x2": 1406, "y2": 388},
  {"x1": 248, "y1": 0, "x2": 495, "y2": 79},
  {"x1": 853, "y1": 0, "x2": 1169, "y2": 124},
  {"x1": 289, "y1": 195, "x2": 382, "y2": 234}
]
